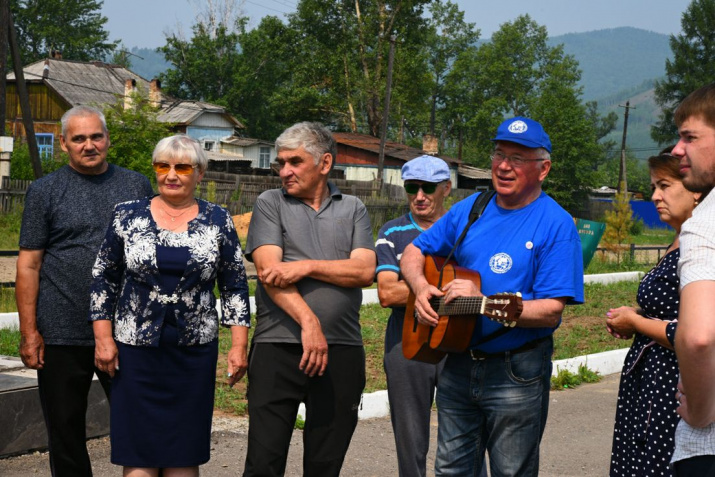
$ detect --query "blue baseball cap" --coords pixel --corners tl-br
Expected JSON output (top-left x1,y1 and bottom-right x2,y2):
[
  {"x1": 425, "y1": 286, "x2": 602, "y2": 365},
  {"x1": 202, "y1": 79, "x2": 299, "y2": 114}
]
[
  {"x1": 492, "y1": 117, "x2": 552, "y2": 153},
  {"x1": 401, "y1": 155, "x2": 451, "y2": 183}
]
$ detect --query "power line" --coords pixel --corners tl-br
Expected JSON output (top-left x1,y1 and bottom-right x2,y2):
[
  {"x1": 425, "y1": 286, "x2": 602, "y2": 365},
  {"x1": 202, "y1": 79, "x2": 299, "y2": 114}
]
[
  {"x1": 264, "y1": 0, "x2": 295, "y2": 8},
  {"x1": 244, "y1": 0, "x2": 288, "y2": 15}
]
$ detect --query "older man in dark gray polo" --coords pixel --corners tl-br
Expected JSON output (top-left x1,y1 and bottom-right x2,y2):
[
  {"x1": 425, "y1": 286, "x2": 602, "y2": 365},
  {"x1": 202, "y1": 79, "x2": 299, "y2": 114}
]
[{"x1": 243, "y1": 121, "x2": 376, "y2": 477}]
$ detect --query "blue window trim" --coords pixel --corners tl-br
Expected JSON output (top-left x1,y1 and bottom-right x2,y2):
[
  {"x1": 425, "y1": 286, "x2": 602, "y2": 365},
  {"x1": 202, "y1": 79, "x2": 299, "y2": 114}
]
[{"x1": 36, "y1": 133, "x2": 54, "y2": 159}]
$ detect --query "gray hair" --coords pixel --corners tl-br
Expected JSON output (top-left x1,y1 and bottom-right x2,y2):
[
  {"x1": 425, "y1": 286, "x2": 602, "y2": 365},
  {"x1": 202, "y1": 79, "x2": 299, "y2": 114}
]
[
  {"x1": 152, "y1": 135, "x2": 208, "y2": 173},
  {"x1": 275, "y1": 122, "x2": 337, "y2": 166},
  {"x1": 60, "y1": 105, "x2": 108, "y2": 137}
]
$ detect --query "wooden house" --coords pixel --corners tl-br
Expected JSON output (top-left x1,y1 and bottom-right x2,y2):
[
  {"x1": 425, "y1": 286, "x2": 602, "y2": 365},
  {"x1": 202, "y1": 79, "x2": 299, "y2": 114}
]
[
  {"x1": 4, "y1": 57, "x2": 245, "y2": 159},
  {"x1": 211, "y1": 136, "x2": 276, "y2": 173},
  {"x1": 333, "y1": 132, "x2": 466, "y2": 186}
]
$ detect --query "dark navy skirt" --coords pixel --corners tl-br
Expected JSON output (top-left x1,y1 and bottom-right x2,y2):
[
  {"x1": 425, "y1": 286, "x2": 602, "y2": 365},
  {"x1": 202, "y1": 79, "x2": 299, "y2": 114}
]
[{"x1": 110, "y1": 322, "x2": 218, "y2": 468}]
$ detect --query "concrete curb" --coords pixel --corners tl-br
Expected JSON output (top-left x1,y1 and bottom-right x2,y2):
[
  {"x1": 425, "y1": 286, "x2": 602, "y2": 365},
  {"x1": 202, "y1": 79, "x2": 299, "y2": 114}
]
[{"x1": 346, "y1": 348, "x2": 629, "y2": 421}]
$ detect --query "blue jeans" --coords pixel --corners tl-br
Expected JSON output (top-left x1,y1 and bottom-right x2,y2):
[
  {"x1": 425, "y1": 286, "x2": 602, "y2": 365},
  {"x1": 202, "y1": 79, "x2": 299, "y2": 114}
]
[{"x1": 434, "y1": 337, "x2": 553, "y2": 477}]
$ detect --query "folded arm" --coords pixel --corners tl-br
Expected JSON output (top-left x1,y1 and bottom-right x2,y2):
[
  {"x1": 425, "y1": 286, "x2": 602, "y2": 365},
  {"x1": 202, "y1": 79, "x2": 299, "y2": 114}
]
[
  {"x1": 252, "y1": 244, "x2": 329, "y2": 377},
  {"x1": 259, "y1": 247, "x2": 376, "y2": 289},
  {"x1": 376, "y1": 271, "x2": 410, "y2": 308}
]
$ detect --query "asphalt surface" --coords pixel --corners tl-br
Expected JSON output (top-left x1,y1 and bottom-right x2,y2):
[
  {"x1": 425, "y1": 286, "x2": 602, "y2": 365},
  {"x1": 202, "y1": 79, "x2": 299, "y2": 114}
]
[{"x1": 0, "y1": 373, "x2": 620, "y2": 476}]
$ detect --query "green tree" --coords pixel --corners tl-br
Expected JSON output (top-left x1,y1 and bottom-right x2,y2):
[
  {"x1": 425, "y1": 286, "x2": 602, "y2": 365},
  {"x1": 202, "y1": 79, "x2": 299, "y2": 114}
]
[
  {"x1": 10, "y1": 142, "x2": 65, "y2": 180},
  {"x1": 159, "y1": 21, "x2": 242, "y2": 104},
  {"x1": 424, "y1": 1, "x2": 479, "y2": 136},
  {"x1": 596, "y1": 153, "x2": 651, "y2": 199},
  {"x1": 651, "y1": 0, "x2": 715, "y2": 145},
  {"x1": 443, "y1": 15, "x2": 615, "y2": 212},
  {"x1": 10, "y1": 0, "x2": 117, "y2": 64},
  {"x1": 286, "y1": 0, "x2": 432, "y2": 136},
  {"x1": 109, "y1": 43, "x2": 132, "y2": 69},
  {"x1": 602, "y1": 187, "x2": 634, "y2": 264},
  {"x1": 103, "y1": 89, "x2": 172, "y2": 181},
  {"x1": 227, "y1": 16, "x2": 308, "y2": 139}
]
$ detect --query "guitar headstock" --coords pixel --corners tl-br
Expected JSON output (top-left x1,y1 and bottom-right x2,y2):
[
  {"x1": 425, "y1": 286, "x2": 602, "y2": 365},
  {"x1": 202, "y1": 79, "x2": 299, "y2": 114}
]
[{"x1": 483, "y1": 292, "x2": 523, "y2": 327}]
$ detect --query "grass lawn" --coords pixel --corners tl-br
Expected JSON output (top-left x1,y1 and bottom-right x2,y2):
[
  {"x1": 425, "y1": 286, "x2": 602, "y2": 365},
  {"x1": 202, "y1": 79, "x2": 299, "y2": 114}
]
[
  {"x1": 0, "y1": 223, "x2": 655, "y2": 416},
  {"x1": 1, "y1": 279, "x2": 639, "y2": 416},
  {"x1": 0, "y1": 209, "x2": 22, "y2": 250}
]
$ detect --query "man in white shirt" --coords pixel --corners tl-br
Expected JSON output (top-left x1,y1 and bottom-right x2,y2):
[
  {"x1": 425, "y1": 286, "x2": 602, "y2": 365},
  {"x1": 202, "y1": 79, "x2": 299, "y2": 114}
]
[{"x1": 670, "y1": 83, "x2": 715, "y2": 476}]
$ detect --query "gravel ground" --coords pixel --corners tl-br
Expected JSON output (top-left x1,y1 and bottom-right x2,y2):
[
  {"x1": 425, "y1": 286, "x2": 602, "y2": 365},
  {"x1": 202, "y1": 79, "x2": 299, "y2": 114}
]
[{"x1": 0, "y1": 257, "x2": 15, "y2": 284}]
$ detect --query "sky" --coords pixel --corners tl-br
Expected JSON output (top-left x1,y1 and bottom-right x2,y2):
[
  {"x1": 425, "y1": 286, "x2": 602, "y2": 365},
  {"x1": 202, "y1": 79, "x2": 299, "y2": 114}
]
[{"x1": 101, "y1": 0, "x2": 694, "y2": 49}]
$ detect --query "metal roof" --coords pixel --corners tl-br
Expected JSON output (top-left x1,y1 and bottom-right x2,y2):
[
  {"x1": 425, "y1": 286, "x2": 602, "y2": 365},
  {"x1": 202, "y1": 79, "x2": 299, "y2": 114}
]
[
  {"x1": 221, "y1": 136, "x2": 274, "y2": 147},
  {"x1": 458, "y1": 164, "x2": 492, "y2": 180},
  {"x1": 333, "y1": 132, "x2": 462, "y2": 166},
  {"x1": 8, "y1": 58, "x2": 145, "y2": 107},
  {"x1": 206, "y1": 150, "x2": 250, "y2": 162}
]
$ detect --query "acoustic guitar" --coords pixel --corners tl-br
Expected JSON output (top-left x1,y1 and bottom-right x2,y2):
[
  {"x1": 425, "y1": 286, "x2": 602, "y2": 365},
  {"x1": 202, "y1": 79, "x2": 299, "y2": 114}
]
[{"x1": 403, "y1": 255, "x2": 523, "y2": 363}]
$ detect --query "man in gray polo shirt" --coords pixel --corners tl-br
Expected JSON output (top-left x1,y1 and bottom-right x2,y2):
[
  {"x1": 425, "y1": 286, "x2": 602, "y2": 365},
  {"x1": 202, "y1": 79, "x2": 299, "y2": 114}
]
[
  {"x1": 16, "y1": 105, "x2": 152, "y2": 477},
  {"x1": 243, "y1": 121, "x2": 376, "y2": 477}
]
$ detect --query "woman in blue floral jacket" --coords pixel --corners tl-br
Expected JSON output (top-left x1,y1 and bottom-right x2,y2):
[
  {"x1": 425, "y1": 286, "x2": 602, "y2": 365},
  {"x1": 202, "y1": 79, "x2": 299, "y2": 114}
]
[{"x1": 90, "y1": 135, "x2": 250, "y2": 477}]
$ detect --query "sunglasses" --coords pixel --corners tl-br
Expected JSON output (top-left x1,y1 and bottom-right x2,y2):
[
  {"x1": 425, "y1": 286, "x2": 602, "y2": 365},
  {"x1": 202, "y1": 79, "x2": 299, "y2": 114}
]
[
  {"x1": 404, "y1": 182, "x2": 440, "y2": 195},
  {"x1": 152, "y1": 163, "x2": 195, "y2": 175}
]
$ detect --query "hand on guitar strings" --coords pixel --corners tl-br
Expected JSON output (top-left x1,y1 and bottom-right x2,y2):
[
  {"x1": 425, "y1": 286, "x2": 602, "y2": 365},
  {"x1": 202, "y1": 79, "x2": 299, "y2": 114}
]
[
  {"x1": 413, "y1": 279, "x2": 482, "y2": 327},
  {"x1": 412, "y1": 282, "x2": 444, "y2": 327},
  {"x1": 442, "y1": 279, "x2": 483, "y2": 303}
]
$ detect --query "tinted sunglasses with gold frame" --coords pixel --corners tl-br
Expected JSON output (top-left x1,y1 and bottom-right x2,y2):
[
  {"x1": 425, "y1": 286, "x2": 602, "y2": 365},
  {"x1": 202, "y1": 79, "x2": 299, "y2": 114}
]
[
  {"x1": 404, "y1": 182, "x2": 439, "y2": 195},
  {"x1": 152, "y1": 163, "x2": 196, "y2": 175}
]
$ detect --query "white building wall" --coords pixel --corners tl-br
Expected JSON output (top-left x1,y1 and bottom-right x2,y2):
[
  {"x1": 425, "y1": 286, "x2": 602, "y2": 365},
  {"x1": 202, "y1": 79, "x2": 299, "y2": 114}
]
[{"x1": 343, "y1": 165, "x2": 458, "y2": 186}]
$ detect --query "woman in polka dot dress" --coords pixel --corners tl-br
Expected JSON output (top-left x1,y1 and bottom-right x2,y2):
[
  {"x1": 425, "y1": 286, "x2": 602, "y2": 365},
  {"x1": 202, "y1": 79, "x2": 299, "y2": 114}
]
[{"x1": 606, "y1": 149, "x2": 703, "y2": 476}]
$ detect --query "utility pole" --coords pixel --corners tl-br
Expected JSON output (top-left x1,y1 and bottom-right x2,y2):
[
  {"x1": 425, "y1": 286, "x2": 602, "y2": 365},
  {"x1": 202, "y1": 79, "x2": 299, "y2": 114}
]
[
  {"x1": 377, "y1": 34, "x2": 396, "y2": 184},
  {"x1": 7, "y1": 6, "x2": 41, "y2": 178},
  {"x1": 617, "y1": 101, "x2": 634, "y2": 196}
]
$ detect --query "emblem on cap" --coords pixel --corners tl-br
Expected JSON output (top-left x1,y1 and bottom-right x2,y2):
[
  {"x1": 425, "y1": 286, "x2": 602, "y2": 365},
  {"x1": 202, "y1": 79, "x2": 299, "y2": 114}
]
[{"x1": 507, "y1": 120, "x2": 528, "y2": 134}]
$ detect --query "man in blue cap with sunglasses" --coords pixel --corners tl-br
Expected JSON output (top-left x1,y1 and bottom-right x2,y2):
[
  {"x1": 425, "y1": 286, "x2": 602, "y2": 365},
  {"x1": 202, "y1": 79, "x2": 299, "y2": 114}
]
[
  {"x1": 401, "y1": 117, "x2": 584, "y2": 476},
  {"x1": 375, "y1": 155, "x2": 451, "y2": 477}
]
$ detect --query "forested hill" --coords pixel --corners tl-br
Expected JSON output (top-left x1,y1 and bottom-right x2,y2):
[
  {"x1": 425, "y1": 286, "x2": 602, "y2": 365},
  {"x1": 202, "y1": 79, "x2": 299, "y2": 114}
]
[
  {"x1": 548, "y1": 27, "x2": 671, "y2": 101},
  {"x1": 127, "y1": 27, "x2": 671, "y2": 105}
]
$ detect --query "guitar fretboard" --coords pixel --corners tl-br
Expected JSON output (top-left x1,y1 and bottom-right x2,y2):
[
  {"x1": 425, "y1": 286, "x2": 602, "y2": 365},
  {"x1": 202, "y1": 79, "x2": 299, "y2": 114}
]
[{"x1": 429, "y1": 296, "x2": 485, "y2": 316}]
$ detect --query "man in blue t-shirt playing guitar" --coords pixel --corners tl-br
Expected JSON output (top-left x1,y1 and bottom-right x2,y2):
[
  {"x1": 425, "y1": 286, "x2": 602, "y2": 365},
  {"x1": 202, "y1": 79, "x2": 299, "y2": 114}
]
[{"x1": 401, "y1": 117, "x2": 584, "y2": 477}]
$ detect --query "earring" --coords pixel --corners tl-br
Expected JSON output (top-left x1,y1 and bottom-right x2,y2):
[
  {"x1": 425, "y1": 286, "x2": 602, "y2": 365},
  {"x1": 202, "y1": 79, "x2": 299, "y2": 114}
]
[{"x1": 695, "y1": 197, "x2": 699, "y2": 206}]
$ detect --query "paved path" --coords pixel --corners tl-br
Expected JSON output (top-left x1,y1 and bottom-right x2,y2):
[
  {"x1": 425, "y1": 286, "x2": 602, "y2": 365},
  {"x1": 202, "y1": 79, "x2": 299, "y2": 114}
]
[{"x1": 0, "y1": 373, "x2": 620, "y2": 476}]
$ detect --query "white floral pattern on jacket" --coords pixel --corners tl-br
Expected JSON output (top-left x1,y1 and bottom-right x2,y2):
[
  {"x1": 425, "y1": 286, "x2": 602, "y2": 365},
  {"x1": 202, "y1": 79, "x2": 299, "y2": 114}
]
[{"x1": 89, "y1": 197, "x2": 250, "y2": 346}]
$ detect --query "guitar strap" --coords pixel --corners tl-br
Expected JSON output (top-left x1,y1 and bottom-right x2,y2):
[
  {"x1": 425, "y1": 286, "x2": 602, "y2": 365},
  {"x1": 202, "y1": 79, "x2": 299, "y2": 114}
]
[{"x1": 436, "y1": 189, "x2": 513, "y2": 348}]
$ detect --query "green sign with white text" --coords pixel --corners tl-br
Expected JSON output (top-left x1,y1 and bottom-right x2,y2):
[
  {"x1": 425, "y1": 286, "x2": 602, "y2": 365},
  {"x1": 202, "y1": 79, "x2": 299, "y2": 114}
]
[{"x1": 576, "y1": 218, "x2": 606, "y2": 269}]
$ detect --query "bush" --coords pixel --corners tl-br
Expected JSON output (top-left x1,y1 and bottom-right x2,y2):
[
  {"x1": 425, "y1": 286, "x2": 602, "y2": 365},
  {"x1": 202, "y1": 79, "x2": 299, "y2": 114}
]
[
  {"x1": 629, "y1": 218, "x2": 645, "y2": 236},
  {"x1": 551, "y1": 365, "x2": 601, "y2": 390},
  {"x1": 10, "y1": 142, "x2": 67, "y2": 180}
]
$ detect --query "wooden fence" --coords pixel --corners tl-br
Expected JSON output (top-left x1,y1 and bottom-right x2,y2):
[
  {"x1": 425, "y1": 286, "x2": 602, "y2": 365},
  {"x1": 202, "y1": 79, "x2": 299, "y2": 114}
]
[
  {"x1": 0, "y1": 171, "x2": 477, "y2": 234},
  {"x1": 595, "y1": 244, "x2": 669, "y2": 264},
  {"x1": 0, "y1": 178, "x2": 30, "y2": 214}
]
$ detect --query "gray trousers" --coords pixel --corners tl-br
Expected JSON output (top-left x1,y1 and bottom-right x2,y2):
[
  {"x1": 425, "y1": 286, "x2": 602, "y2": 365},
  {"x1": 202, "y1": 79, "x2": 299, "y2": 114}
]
[{"x1": 384, "y1": 337, "x2": 444, "y2": 477}]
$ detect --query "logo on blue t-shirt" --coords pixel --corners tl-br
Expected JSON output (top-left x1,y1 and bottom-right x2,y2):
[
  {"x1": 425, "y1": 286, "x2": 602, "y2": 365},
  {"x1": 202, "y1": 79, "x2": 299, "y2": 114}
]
[{"x1": 489, "y1": 253, "x2": 513, "y2": 274}]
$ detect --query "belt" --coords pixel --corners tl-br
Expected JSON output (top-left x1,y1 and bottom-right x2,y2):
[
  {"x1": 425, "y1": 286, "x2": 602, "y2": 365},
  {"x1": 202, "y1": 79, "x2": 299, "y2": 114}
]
[{"x1": 468, "y1": 336, "x2": 550, "y2": 361}]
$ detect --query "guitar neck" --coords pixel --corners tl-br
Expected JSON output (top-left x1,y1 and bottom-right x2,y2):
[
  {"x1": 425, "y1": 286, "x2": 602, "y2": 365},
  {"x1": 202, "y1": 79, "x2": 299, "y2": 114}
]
[{"x1": 429, "y1": 296, "x2": 485, "y2": 316}]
